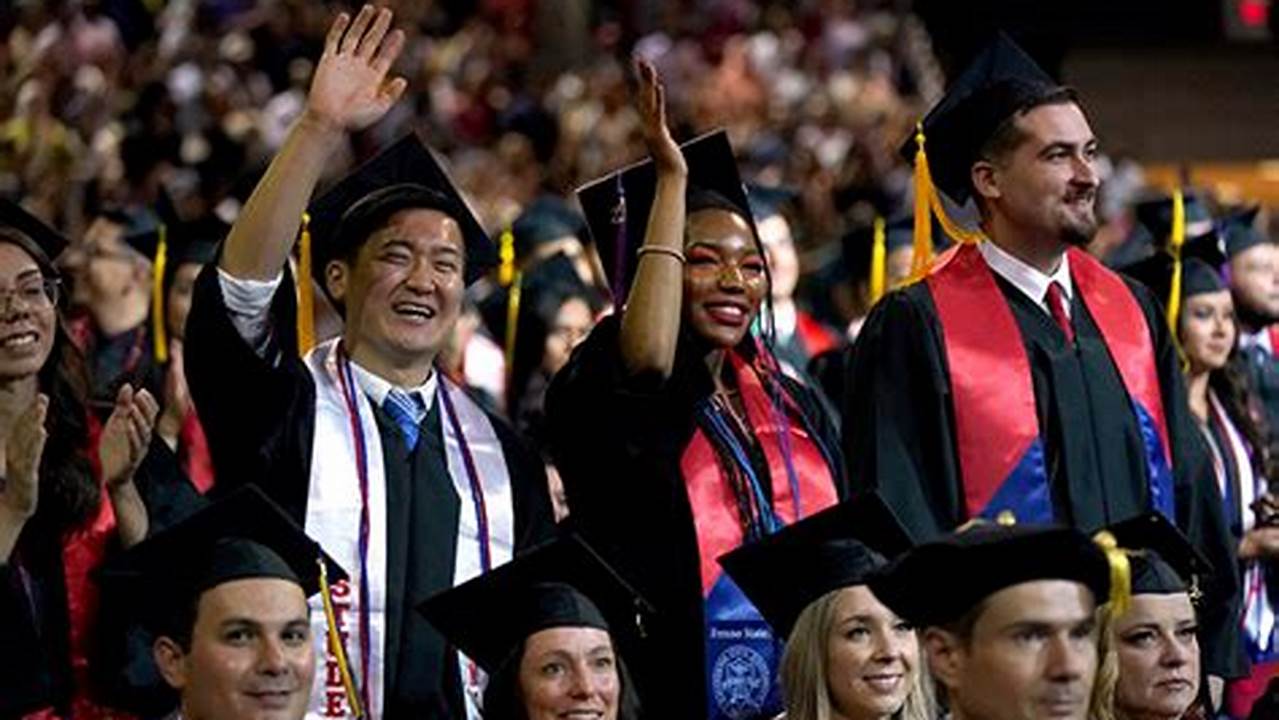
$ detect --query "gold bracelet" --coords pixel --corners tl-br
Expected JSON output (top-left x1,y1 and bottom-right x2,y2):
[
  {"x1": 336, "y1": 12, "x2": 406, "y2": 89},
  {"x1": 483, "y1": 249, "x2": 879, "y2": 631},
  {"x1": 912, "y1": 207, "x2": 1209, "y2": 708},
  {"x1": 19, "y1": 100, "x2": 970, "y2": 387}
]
[{"x1": 635, "y1": 245, "x2": 686, "y2": 264}]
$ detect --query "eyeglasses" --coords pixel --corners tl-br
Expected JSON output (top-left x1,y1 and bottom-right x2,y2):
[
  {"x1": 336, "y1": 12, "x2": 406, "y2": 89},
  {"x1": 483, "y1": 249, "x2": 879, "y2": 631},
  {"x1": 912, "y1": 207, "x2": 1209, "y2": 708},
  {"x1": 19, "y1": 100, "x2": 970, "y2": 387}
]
[{"x1": 0, "y1": 277, "x2": 61, "y2": 311}]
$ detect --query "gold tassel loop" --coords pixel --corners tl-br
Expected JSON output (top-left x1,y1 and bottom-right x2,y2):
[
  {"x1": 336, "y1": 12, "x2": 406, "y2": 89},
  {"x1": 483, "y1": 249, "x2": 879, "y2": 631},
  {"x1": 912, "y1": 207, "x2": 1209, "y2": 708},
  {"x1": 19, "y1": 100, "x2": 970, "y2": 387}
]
[
  {"x1": 1092, "y1": 530, "x2": 1132, "y2": 617},
  {"x1": 869, "y1": 216, "x2": 887, "y2": 305},
  {"x1": 151, "y1": 223, "x2": 169, "y2": 363},
  {"x1": 297, "y1": 212, "x2": 316, "y2": 356}
]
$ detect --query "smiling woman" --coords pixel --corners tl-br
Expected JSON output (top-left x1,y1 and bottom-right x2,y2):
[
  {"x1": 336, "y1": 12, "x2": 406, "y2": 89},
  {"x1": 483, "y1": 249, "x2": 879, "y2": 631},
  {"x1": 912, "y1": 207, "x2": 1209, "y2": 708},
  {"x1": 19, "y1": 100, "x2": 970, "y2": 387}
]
[
  {"x1": 546, "y1": 61, "x2": 846, "y2": 720},
  {"x1": 0, "y1": 199, "x2": 182, "y2": 717}
]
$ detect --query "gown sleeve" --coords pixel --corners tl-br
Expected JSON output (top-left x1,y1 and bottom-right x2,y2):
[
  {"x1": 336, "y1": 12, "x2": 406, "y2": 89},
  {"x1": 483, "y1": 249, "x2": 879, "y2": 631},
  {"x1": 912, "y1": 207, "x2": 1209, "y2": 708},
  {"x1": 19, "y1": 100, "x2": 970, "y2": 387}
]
[
  {"x1": 0, "y1": 561, "x2": 55, "y2": 716},
  {"x1": 842, "y1": 286, "x2": 963, "y2": 540}
]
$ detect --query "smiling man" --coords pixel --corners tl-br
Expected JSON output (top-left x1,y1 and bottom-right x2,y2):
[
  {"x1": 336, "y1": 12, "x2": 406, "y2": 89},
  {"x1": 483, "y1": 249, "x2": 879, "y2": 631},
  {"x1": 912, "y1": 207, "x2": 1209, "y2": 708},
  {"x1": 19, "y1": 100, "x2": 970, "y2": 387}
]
[
  {"x1": 182, "y1": 7, "x2": 553, "y2": 720},
  {"x1": 842, "y1": 32, "x2": 1243, "y2": 693},
  {"x1": 872, "y1": 523, "x2": 1112, "y2": 720}
]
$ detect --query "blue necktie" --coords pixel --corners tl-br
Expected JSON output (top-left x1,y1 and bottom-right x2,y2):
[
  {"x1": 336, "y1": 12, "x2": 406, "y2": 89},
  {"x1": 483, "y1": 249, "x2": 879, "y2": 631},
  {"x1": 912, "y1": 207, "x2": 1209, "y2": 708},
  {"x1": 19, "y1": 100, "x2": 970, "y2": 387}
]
[{"x1": 383, "y1": 389, "x2": 426, "y2": 451}]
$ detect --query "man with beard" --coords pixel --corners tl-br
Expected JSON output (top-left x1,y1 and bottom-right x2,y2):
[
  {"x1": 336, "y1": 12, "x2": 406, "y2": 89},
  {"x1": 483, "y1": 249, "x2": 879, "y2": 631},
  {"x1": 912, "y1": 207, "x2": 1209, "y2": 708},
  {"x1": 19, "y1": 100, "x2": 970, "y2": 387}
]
[
  {"x1": 843, "y1": 33, "x2": 1243, "y2": 694},
  {"x1": 1223, "y1": 206, "x2": 1279, "y2": 431}
]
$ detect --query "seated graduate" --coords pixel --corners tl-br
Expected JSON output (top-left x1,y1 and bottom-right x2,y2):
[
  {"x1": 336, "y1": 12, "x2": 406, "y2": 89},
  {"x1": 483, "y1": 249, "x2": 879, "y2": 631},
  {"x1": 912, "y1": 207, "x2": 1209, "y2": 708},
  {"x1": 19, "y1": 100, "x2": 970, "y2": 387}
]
[
  {"x1": 0, "y1": 198, "x2": 173, "y2": 718},
  {"x1": 1092, "y1": 513, "x2": 1210, "y2": 720},
  {"x1": 420, "y1": 534, "x2": 650, "y2": 720},
  {"x1": 100, "y1": 485, "x2": 350, "y2": 720},
  {"x1": 546, "y1": 59, "x2": 846, "y2": 719},
  {"x1": 719, "y1": 493, "x2": 934, "y2": 720},
  {"x1": 182, "y1": 7, "x2": 553, "y2": 716},
  {"x1": 870, "y1": 520, "x2": 1121, "y2": 720},
  {"x1": 153, "y1": 213, "x2": 227, "y2": 493}
]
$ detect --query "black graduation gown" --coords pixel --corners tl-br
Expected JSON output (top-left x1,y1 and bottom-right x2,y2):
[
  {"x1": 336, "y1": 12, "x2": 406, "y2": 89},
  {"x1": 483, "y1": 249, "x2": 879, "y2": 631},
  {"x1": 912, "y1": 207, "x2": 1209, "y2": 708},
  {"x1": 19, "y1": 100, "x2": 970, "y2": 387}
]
[
  {"x1": 1, "y1": 440, "x2": 203, "y2": 718},
  {"x1": 184, "y1": 264, "x2": 555, "y2": 719},
  {"x1": 77, "y1": 320, "x2": 164, "y2": 417},
  {"x1": 1238, "y1": 340, "x2": 1279, "y2": 442},
  {"x1": 545, "y1": 315, "x2": 848, "y2": 718},
  {"x1": 844, "y1": 270, "x2": 1246, "y2": 679}
]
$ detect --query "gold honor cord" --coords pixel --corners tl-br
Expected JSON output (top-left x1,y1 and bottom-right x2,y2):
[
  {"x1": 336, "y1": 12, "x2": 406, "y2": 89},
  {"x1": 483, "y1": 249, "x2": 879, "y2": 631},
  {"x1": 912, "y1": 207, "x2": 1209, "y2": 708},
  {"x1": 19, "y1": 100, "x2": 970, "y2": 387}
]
[
  {"x1": 908, "y1": 123, "x2": 987, "y2": 283},
  {"x1": 869, "y1": 216, "x2": 887, "y2": 305},
  {"x1": 317, "y1": 557, "x2": 365, "y2": 719},
  {"x1": 152, "y1": 223, "x2": 169, "y2": 363},
  {"x1": 1091, "y1": 530, "x2": 1133, "y2": 617},
  {"x1": 297, "y1": 213, "x2": 316, "y2": 356}
]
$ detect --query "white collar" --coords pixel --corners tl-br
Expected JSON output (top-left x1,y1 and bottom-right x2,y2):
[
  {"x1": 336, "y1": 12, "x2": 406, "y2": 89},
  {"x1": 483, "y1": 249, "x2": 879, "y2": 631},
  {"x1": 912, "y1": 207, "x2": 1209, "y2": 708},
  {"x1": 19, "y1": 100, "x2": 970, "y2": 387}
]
[
  {"x1": 347, "y1": 360, "x2": 438, "y2": 420},
  {"x1": 979, "y1": 240, "x2": 1073, "y2": 314},
  {"x1": 1240, "y1": 327, "x2": 1274, "y2": 354},
  {"x1": 771, "y1": 300, "x2": 798, "y2": 340}
]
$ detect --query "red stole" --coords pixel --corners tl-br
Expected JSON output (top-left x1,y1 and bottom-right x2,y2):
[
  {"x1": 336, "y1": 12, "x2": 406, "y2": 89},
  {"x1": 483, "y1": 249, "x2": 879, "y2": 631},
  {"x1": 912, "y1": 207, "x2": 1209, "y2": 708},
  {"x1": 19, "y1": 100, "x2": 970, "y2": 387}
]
[
  {"x1": 180, "y1": 409, "x2": 215, "y2": 494},
  {"x1": 927, "y1": 243, "x2": 1171, "y2": 518},
  {"x1": 679, "y1": 352, "x2": 838, "y2": 593},
  {"x1": 795, "y1": 312, "x2": 840, "y2": 358},
  {"x1": 1268, "y1": 325, "x2": 1279, "y2": 356}
]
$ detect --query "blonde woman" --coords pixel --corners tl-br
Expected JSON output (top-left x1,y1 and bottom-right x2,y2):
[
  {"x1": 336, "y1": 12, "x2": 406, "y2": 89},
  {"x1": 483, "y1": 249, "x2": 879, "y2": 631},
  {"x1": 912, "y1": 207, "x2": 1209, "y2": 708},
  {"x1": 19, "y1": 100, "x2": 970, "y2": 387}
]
[
  {"x1": 720, "y1": 495, "x2": 934, "y2": 720},
  {"x1": 1093, "y1": 513, "x2": 1210, "y2": 720}
]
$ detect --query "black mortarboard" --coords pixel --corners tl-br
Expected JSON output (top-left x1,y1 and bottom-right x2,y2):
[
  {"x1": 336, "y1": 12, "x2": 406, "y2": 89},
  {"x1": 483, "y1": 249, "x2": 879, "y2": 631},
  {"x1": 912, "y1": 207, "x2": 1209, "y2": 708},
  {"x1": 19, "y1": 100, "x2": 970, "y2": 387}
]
[
  {"x1": 418, "y1": 534, "x2": 653, "y2": 674},
  {"x1": 1223, "y1": 206, "x2": 1269, "y2": 260},
  {"x1": 746, "y1": 184, "x2": 797, "y2": 222},
  {"x1": 577, "y1": 129, "x2": 755, "y2": 304},
  {"x1": 899, "y1": 32, "x2": 1066, "y2": 204},
  {"x1": 166, "y1": 215, "x2": 226, "y2": 270},
  {"x1": 307, "y1": 134, "x2": 497, "y2": 288},
  {"x1": 0, "y1": 198, "x2": 70, "y2": 272},
  {"x1": 1133, "y1": 192, "x2": 1220, "y2": 251},
  {"x1": 1121, "y1": 255, "x2": 1226, "y2": 309},
  {"x1": 718, "y1": 493, "x2": 915, "y2": 638},
  {"x1": 1105, "y1": 513, "x2": 1212, "y2": 598},
  {"x1": 511, "y1": 196, "x2": 589, "y2": 261},
  {"x1": 98, "y1": 485, "x2": 346, "y2": 636},
  {"x1": 842, "y1": 215, "x2": 915, "y2": 283},
  {"x1": 478, "y1": 252, "x2": 597, "y2": 344},
  {"x1": 117, "y1": 191, "x2": 182, "y2": 261},
  {"x1": 870, "y1": 523, "x2": 1111, "y2": 628}
]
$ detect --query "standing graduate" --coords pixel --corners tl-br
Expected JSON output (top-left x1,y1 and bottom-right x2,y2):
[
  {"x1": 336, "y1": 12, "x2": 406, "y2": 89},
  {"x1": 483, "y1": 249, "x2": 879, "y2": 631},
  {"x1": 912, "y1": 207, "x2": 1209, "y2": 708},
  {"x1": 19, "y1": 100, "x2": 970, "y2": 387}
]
[
  {"x1": 183, "y1": 7, "x2": 553, "y2": 719},
  {"x1": 1224, "y1": 207, "x2": 1279, "y2": 434},
  {"x1": 547, "y1": 60, "x2": 846, "y2": 720},
  {"x1": 842, "y1": 32, "x2": 1244, "y2": 689}
]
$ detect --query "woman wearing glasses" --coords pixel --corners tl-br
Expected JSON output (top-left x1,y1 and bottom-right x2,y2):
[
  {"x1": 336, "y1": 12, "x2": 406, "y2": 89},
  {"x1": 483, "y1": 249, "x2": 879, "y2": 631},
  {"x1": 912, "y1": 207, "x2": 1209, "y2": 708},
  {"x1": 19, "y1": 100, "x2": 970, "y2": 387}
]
[{"x1": 0, "y1": 199, "x2": 172, "y2": 718}]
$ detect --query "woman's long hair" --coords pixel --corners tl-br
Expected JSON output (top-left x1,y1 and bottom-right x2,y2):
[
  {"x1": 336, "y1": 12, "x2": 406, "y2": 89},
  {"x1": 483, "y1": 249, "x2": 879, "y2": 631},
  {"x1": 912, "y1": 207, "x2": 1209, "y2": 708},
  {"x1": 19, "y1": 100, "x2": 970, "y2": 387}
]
[
  {"x1": 0, "y1": 233, "x2": 97, "y2": 531},
  {"x1": 1211, "y1": 354, "x2": 1279, "y2": 489},
  {"x1": 480, "y1": 634, "x2": 643, "y2": 720},
  {"x1": 780, "y1": 589, "x2": 935, "y2": 720}
]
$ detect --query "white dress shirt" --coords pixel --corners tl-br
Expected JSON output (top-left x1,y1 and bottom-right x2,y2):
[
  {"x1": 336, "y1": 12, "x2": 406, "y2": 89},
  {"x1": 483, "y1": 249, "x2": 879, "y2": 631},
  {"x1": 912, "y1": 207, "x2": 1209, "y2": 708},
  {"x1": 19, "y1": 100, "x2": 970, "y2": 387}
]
[{"x1": 978, "y1": 240, "x2": 1074, "y2": 318}]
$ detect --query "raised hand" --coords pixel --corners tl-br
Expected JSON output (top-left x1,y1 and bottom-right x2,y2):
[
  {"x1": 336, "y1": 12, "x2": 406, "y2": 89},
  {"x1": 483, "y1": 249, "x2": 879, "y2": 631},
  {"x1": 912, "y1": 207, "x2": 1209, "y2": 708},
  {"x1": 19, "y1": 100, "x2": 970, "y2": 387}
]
[
  {"x1": 100, "y1": 385, "x2": 161, "y2": 490},
  {"x1": 305, "y1": 5, "x2": 409, "y2": 133},
  {"x1": 1, "y1": 393, "x2": 48, "y2": 519},
  {"x1": 634, "y1": 57, "x2": 686, "y2": 178},
  {"x1": 156, "y1": 338, "x2": 191, "y2": 450}
]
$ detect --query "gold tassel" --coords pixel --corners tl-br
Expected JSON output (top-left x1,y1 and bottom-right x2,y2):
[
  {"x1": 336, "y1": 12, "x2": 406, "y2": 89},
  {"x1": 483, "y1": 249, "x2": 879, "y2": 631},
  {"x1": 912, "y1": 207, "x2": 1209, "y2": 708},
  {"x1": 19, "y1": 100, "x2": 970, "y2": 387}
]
[
  {"x1": 1165, "y1": 189, "x2": 1186, "y2": 335},
  {"x1": 1092, "y1": 530, "x2": 1132, "y2": 617},
  {"x1": 317, "y1": 557, "x2": 364, "y2": 719},
  {"x1": 907, "y1": 123, "x2": 985, "y2": 283},
  {"x1": 151, "y1": 223, "x2": 169, "y2": 363},
  {"x1": 498, "y1": 226, "x2": 516, "y2": 287},
  {"x1": 297, "y1": 213, "x2": 316, "y2": 356},
  {"x1": 504, "y1": 270, "x2": 523, "y2": 381},
  {"x1": 869, "y1": 216, "x2": 887, "y2": 304}
]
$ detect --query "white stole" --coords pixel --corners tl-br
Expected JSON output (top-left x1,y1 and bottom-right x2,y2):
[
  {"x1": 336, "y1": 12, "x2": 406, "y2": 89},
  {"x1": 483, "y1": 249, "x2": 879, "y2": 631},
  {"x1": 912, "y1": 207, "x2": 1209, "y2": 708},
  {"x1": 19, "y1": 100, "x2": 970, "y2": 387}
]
[
  {"x1": 1208, "y1": 391, "x2": 1275, "y2": 653},
  {"x1": 301, "y1": 339, "x2": 516, "y2": 720}
]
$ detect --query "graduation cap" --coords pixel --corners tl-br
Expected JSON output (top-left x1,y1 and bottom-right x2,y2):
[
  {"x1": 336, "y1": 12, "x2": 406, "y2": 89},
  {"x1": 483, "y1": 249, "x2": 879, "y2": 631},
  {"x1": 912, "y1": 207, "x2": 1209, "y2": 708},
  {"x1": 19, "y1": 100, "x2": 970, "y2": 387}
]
[
  {"x1": 306, "y1": 133, "x2": 496, "y2": 289},
  {"x1": 510, "y1": 195, "x2": 589, "y2": 262},
  {"x1": 418, "y1": 533, "x2": 653, "y2": 674},
  {"x1": 98, "y1": 485, "x2": 362, "y2": 712},
  {"x1": 842, "y1": 215, "x2": 915, "y2": 304},
  {"x1": 898, "y1": 33, "x2": 1067, "y2": 273},
  {"x1": 1222, "y1": 206, "x2": 1269, "y2": 260},
  {"x1": 718, "y1": 493, "x2": 915, "y2": 638},
  {"x1": 1105, "y1": 512, "x2": 1213, "y2": 600},
  {"x1": 0, "y1": 198, "x2": 70, "y2": 275},
  {"x1": 869, "y1": 522, "x2": 1113, "y2": 629},
  {"x1": 577, "y1": 129, "x2": 756, "y2": 305},
  {"x1": 1119, "y1": 189, "x2": 1228, "y2": 333},
  {"x1": 746, "y1": 183, "x2": 798, "y2": 222}
]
